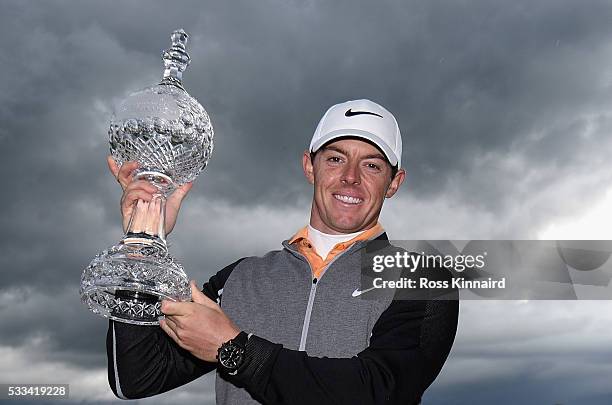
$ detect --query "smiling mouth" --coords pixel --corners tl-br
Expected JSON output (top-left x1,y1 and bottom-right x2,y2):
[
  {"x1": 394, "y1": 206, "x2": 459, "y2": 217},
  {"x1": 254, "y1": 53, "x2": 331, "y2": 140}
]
[{"x1": 333, "y1": 194, "x2": 364, "y2": 205}]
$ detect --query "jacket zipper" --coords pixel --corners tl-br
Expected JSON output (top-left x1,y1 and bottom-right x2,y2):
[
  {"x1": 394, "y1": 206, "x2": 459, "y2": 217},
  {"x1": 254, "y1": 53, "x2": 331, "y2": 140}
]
[
  {"x1": 291, "y1": 247, "x2": 359, "y2": 351},
  {"x1": 299, "y1": 277, "x2": 318, "y2": 351}
]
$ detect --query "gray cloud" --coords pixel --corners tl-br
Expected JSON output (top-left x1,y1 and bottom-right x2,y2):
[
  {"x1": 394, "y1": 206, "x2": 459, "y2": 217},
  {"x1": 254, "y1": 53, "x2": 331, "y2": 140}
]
[
  {"x1": 2, "y1": 0, "x2": 612, "y2": 403},
  {"x1": 427, "y1": 301, "x2": 612, "y2": 404}
]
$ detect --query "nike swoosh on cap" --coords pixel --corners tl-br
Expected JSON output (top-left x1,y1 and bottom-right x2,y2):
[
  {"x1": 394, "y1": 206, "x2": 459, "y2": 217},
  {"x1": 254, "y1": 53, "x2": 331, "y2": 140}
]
[{"x1": 345, "y1": 109, "x2": 383, "y2": 118}]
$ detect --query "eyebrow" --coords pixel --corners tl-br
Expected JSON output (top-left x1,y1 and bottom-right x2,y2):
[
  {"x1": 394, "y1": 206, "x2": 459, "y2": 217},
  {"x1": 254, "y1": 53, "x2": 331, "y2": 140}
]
[
  {"x1": 363, "y1": 153, "x2": 386, "y2": 161},
  {"x1": 321, "y1": 145, "x2": 348, "y2": 155},
  {"x1": 321, "y1": 145, "x2": 386, "y2": 161}
]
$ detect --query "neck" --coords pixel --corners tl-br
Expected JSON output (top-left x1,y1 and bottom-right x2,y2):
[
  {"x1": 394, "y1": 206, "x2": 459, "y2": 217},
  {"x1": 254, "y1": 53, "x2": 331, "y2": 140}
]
[{"x1": 308, "y1": 216, "x2": 379, "y2": 235}]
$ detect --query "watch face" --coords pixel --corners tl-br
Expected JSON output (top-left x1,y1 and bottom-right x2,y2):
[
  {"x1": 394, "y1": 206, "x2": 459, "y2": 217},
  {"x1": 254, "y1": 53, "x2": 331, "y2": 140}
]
[{"x1": 219, "y1": 343, "x2": 245, "y2": 370}]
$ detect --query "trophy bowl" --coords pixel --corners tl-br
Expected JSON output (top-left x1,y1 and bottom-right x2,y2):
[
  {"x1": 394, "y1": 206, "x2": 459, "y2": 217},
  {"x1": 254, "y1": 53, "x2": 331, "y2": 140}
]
[{"x1": 80, "y1": 29, "x2": 214, "y2": 325}]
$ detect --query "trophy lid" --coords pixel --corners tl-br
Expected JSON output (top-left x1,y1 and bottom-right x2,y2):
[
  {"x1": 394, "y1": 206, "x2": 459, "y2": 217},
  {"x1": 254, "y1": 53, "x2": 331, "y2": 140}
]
[{"x1": 108, "y1": 29, "x2": 214, "y2": 188}]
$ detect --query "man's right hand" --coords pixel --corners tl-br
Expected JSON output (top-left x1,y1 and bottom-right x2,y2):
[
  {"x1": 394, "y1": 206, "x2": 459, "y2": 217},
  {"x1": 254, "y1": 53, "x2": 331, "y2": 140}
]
[{"x1": 107, "y1": 156, "x2": 193, "y2": 234}]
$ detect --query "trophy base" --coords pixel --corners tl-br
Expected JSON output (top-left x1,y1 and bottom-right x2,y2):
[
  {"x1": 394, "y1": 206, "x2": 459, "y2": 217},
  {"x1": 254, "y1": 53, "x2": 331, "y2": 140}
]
[{"x1": 80, "y1": 240, "x2": 191, "y2": 325}]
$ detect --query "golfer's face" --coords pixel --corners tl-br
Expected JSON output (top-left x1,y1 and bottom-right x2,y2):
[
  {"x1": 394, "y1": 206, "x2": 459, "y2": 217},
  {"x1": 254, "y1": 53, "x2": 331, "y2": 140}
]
[{"x1": 309, "y1": 138, "x2": 400, "y2": 234}]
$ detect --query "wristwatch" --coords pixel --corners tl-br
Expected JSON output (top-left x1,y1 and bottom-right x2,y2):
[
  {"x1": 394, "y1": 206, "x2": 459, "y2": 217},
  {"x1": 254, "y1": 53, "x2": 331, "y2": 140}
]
[{"x1": 217, "y1": 331, "x2": 249, "y2": 374}]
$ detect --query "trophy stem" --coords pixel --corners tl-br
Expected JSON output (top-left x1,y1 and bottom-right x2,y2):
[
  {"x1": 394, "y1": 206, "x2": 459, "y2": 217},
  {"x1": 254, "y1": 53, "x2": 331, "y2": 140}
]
[
  {"x1": 123, "y1": 193, "x2": 167, "y2": 247},
  {"x1": 122, "y1": 170, "x2": 174, "y2": 248}
]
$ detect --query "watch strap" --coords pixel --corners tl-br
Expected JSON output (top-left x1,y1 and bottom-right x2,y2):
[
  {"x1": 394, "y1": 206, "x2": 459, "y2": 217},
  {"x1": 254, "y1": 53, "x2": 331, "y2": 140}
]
[{"x1": 231, "y1": 331, "x2": 249, "y2": 348}]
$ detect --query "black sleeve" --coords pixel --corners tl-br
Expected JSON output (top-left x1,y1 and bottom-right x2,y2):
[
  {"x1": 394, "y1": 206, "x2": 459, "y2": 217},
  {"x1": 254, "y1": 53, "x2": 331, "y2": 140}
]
[
  {"x1": 224, "y1": 295, "x2": 459, "y2": 405},
  {"x1": 106, "y1": 258, "x2": 245, "y2": 399}
]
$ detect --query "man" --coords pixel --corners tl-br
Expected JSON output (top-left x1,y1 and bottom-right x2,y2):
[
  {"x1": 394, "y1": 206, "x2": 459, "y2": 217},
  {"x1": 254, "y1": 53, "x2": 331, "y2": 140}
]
[{"x1": 107, "y1": 99, "x2": 459, "y2": 404}]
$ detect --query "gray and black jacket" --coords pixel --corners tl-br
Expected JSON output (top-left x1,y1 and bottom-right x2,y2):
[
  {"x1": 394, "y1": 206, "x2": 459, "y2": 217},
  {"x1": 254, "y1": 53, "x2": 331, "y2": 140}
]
[{"x1": 107, "y1": 233, "x2": 459, "y2": 404}]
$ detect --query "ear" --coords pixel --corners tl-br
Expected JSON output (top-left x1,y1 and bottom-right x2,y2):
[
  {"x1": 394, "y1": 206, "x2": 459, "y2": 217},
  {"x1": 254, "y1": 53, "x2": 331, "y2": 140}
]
[
  {"x1": 385, "y1": 168, "x2": 406, "y2": 198},
  {"x1": 302, "y1": 150, "x2": 315, "y2": 185}
]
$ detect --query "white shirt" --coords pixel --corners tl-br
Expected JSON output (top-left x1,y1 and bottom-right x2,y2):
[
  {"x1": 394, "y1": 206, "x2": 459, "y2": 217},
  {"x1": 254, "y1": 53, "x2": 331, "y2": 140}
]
[{"x1": 307, "y1": 225, "x2": 364, "y2": 260}]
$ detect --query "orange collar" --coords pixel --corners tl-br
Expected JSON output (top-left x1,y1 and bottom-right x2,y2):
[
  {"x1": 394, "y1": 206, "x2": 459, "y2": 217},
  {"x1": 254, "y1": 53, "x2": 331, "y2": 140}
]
[{"x1": 288, "y1": 223, "x2": 384, "y2": 278}]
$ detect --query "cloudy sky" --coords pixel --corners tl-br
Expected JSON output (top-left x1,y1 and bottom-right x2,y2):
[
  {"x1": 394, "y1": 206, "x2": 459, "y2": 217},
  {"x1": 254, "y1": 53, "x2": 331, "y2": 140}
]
[{"x1": 2, "y1": 0, "x2": 612, "y2": 403}]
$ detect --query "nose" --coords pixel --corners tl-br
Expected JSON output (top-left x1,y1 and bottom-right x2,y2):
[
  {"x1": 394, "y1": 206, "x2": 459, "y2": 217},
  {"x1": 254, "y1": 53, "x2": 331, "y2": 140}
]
[{"x1": 340, "y1": 161, "x2": 361, "y2": 185}]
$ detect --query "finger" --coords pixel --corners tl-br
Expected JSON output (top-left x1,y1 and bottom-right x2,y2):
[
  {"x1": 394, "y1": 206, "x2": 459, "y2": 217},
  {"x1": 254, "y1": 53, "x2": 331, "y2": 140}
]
[
  {"x1": 145, "y1": 196, "x2": 161, "y2": 235},
  {"x1": 129, "y1": 200, "x2": 147, "y2": 233},
  {"x1": 123, "y1": 181, "x2": 159, "y2": 203},
  {"x1": 176, "y1": 182, "x2": 194, "y2": 196},
  {"x1": 163, "y1": 315, "x2": 181, "y2": 330},
  {"x1": 190, "y1": 280, "x2": 217, "y2": 308},
  {"x1": 121, "y1": 190, "x2": 155, "y2": 212},
  {"x1": 117, "y1": 161, "x2": 140, "y2": 188},
  {"x1": 159, "y1": 318, "x2": 182, "y2": 345},
  {"x1": 160, "y1": 299, "x2": 189, "y2": 316},
  {"x1": 118, "y1": 160, "x2": 139, "y2": 178},
  {"x1": 107, "y1": 156, "x2": 120, "y2": 178},
  {"x1": 143, "y1": 196, "x2": 160, "y2": 235},
  {"x1": 190, "y1": 280, "x2": 206, "y2": 305},
  {"x1": 169, "y1": 182, "x2": 193, "y2": 204},
  {"x1": 125, "y1": 179, "x2": 159, "y2": 194}
]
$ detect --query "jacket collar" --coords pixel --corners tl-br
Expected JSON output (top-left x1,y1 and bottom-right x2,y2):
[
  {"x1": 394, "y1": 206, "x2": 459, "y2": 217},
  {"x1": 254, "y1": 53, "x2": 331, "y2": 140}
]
[{"x1": 282, "y1": 230, "x2": 389, "y2": 258}]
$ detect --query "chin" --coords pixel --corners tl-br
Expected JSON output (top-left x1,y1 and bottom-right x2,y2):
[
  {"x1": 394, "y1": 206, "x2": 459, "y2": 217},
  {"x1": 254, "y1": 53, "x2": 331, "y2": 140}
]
[{"x1": 330, "y1": 219, "x2": 365, "y2": 233}]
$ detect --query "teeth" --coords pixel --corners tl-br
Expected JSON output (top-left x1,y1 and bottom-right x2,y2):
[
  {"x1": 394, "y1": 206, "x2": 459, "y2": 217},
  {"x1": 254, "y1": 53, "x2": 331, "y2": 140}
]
[{"x1": 334, "y1": 194, "x2": 363, "y2": 204}]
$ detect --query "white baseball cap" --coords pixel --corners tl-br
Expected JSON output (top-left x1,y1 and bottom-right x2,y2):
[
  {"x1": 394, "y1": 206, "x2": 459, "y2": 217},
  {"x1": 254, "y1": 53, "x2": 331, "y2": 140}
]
[{"x1": 309, "y1": 99, "x2": 402, "y2": 168}]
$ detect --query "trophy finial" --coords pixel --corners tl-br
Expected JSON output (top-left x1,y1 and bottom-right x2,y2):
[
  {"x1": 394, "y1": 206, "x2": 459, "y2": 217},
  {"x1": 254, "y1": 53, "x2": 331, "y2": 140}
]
[{"x1": 161, "y1": 29, "x2": 191, "y2": 87}]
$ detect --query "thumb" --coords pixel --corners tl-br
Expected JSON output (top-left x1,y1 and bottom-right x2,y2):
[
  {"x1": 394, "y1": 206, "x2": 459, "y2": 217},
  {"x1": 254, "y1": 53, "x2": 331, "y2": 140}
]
[
  {"x1": 107, "y1": 155, "x2": 120, "y2": 178},
  {"x1": 190, "y1": 280, "x2": 215, "y2": 307},
  {"x1": 175, "y1": 182, "x2": 194, "y2": 198},
  {"x1": 181, "y1": 181, "x2": 194, "y2": 192}
]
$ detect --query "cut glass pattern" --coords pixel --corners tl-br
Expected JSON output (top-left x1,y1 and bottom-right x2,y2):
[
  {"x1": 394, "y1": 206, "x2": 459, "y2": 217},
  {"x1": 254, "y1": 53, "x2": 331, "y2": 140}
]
[{"x1": 80, "y1": 29, "x2": 213, "y2": 325}]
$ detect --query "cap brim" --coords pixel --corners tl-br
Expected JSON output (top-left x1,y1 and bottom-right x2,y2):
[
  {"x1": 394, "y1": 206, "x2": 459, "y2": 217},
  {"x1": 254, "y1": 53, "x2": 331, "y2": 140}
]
[{"x1": 310, "y1": 129, "x2": 398, "y2": 167}]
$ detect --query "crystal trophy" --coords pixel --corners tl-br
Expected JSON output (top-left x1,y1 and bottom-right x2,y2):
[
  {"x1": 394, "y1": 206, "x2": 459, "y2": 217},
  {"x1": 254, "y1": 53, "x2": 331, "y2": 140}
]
[{"x1": 80, "y1": 29, "x2": 214, "y2": 325}]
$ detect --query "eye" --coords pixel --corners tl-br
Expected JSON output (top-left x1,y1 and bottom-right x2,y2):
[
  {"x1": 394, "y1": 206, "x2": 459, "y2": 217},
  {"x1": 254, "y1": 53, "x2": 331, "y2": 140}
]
[
  {"x1": 327, "y1": 156, "x2": 343, "y2": 163},
  {"x1": 365, "y1": 162, "x2": 382, "y2": 171}
]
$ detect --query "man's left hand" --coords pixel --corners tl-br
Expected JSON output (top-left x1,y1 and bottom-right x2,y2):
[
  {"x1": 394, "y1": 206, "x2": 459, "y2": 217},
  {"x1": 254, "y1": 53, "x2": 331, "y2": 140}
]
[{"x1": 160, "y1": 280, "x2": 240, "y2": 362}]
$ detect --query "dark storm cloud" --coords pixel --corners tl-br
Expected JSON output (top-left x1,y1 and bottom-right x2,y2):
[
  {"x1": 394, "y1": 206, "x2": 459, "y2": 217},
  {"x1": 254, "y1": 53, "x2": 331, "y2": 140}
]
[
  {"x1": 5, "y1": 0, "x2": 612, "y2": 215},
  {"x1": 2, "y1": 0, "x2": 612, "y2": 403}
]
